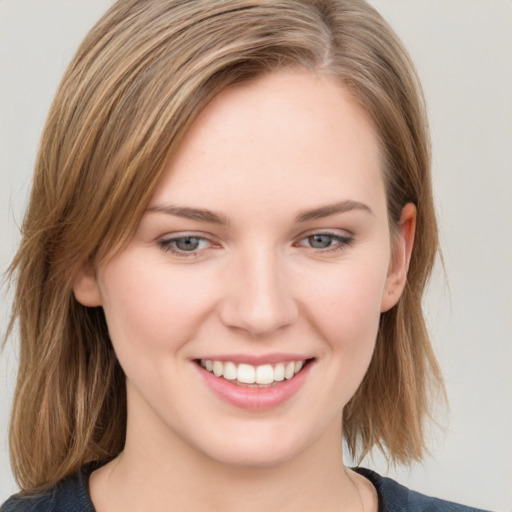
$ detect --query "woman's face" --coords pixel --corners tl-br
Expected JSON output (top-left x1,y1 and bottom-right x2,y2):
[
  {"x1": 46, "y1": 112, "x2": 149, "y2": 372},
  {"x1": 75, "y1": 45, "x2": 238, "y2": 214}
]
[{"x1": 75, "y1": 70, "x2": 413, "y2": 468}]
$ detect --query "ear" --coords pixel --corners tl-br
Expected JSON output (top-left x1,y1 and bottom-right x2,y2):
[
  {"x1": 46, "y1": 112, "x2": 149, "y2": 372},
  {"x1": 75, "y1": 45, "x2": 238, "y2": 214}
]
[
  {"x1": 381, "y1": 202, "x2": 416, "y2": 312},
  {"x1": 73, "y1": 261, "x2": 103, "y2": 307}
]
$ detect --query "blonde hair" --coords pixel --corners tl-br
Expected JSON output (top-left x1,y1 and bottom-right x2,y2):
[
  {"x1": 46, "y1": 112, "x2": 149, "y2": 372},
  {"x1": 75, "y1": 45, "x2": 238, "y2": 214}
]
[{"x1": 5, "y1": 0, "x2": 444, "y2": 491}]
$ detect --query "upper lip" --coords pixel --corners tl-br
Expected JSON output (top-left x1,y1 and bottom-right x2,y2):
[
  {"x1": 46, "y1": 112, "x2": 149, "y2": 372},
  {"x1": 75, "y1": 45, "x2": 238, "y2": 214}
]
[{"x1": 194, "y1": 353, "x2": 314, "y2": 365}]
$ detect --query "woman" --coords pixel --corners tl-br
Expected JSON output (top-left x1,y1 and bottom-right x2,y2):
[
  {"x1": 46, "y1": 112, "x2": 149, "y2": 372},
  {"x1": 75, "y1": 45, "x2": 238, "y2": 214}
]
[{"x1": 1, "y1": 1, "x2": 492, "y2": 511}]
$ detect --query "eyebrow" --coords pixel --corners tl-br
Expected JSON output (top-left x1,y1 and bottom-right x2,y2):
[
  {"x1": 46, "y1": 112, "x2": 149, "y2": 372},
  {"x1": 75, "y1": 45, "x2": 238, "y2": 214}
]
[
  {"x1": 294, "y1": 200, "x2": 373, "y2": 223},
  {"x1": 146, "y1": 199, "x2": 372, "y2": 226},
  {"x1": 146, "y1": 205, "x2": 230, "y2": 225}
]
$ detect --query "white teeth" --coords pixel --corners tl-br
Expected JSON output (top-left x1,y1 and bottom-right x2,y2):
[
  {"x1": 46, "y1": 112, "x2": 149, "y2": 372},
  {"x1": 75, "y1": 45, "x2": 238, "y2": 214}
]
[
  {"x1": 284, "y1": 361, "x2": 295, "y2": 380},
  {"x1": 199, "y1": 359, "x2": 307, "y2": 385},
  {"x1": 212, "y1": 360, "x2": 223, "y2": 377},
  {"x1": 274, "y1": 363, "x2": 285, "y2": 381},
  {"x1": 237, "y1": 364, "x2": 256, "y2": 384},
  {"x1": 223, "y1": 361, "x2": 237, "y2": 381},
  {"x1": 255, "y1": 364, "x2": 274, "y2": 385}
]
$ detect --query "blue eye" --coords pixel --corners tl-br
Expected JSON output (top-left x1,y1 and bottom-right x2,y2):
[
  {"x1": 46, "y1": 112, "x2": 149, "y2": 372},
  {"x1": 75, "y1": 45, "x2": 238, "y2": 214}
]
[
  {"x1": 307, "y1": 234, "x2": 336, "y2": 249},
  {"x1": 173, "y1": 236, "x2": 202, "y2": 251},
  {"x1": 298, "y1": 233, "x2": 353, "y2": 252},
  {"x1": 158, "y1": 235, "x2": 211, "y2": 256}
]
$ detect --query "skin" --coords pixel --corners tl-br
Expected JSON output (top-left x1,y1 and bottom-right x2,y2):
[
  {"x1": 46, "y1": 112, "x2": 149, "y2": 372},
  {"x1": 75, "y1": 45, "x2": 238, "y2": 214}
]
[{"x1": 74, "y1": 69, "x2": 415, "y2": 512}]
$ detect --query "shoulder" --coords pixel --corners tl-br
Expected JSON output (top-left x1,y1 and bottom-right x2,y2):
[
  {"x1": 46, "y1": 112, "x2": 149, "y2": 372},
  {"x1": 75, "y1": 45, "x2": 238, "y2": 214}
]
[
  {"x1": 1, "y1": 466, "x2": 95, "y2": 512},
  {"x1": 354, "y1": 467, "x2": 492, "y2": 512}
]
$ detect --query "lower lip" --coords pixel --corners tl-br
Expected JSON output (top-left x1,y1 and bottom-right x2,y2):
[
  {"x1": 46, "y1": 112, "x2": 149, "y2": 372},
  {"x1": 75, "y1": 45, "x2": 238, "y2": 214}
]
[{"x1": 195, "y1": 362, "x2": 313, "y2": 411}]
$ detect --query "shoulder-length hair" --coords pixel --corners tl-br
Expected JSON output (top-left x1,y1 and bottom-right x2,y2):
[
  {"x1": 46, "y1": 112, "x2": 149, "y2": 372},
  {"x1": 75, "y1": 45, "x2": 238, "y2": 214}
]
[{"x1": 6, "y1": 0, "x2": 444, "y2": 491}]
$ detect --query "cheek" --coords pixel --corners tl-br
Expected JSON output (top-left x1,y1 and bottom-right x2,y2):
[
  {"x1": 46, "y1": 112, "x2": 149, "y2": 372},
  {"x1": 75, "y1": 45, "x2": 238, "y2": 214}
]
[
  {"x1": 290, "y1": 259, "x2": 389, "y2": 415},
  {"x1": 98, "y1": 254, "x2": 216, "y2": 355},
  {"x1": 298, "y1": 259, "x2": 388, "y2": 354}
]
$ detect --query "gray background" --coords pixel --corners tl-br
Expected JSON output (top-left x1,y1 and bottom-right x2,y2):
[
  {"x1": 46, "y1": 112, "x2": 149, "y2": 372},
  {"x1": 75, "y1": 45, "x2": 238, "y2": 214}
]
[{"x1": 1, "y1": 1, "x2": 511, "y2": 510}]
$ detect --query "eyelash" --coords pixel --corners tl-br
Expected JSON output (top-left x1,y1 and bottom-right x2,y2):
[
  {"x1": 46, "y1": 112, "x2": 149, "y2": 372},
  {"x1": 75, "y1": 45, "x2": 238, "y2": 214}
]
[
  {"x1": 157, "y1": 232, "x2": 353, "y2": 259},
  {"x1": 157, "y1": 234, "x2": 215, "y2": 259},
  {"x1": 295, "y1": 233, "x2": 353, "y2": 253}
]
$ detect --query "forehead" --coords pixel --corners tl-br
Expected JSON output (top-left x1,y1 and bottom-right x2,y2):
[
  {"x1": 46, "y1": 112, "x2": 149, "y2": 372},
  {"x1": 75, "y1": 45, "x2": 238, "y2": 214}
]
[{"x1": 151, "y1": 69, "x2": 386, "y2": 215}]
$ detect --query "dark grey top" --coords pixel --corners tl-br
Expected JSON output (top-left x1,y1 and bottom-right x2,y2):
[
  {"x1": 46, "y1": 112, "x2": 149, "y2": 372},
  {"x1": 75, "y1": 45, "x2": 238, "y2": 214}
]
[{"x1": 1, "y1": 465, "x2": 491, "y2": 511}]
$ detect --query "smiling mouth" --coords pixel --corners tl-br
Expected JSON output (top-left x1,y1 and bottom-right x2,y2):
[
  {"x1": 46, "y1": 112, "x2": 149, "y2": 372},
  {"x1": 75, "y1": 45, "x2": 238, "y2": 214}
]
[{"x1": 196, "y1": 359, "x2": 313, "y2": 387}]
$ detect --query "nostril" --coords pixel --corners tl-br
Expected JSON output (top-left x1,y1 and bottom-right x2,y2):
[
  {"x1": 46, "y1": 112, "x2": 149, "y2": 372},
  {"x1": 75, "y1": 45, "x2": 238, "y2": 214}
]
[{"x1": 217, "y1": 269, "x2": 299, "y2": 337}]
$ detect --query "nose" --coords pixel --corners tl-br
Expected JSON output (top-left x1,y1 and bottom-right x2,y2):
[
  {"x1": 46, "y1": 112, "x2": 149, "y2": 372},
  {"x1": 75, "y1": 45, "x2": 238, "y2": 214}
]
[{"x1": 218, "y1": 246, "x2": 299, "y2": 338}]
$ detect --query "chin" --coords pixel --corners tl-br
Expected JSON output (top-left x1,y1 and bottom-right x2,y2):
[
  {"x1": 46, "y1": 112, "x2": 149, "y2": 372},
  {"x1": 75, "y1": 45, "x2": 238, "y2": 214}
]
[
  {"x1": 206, "y1": 442, "x2": 301, "y2": 470},
  {"x1": 188, "y1": 421, "x2": 321, "y2": 471}
]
